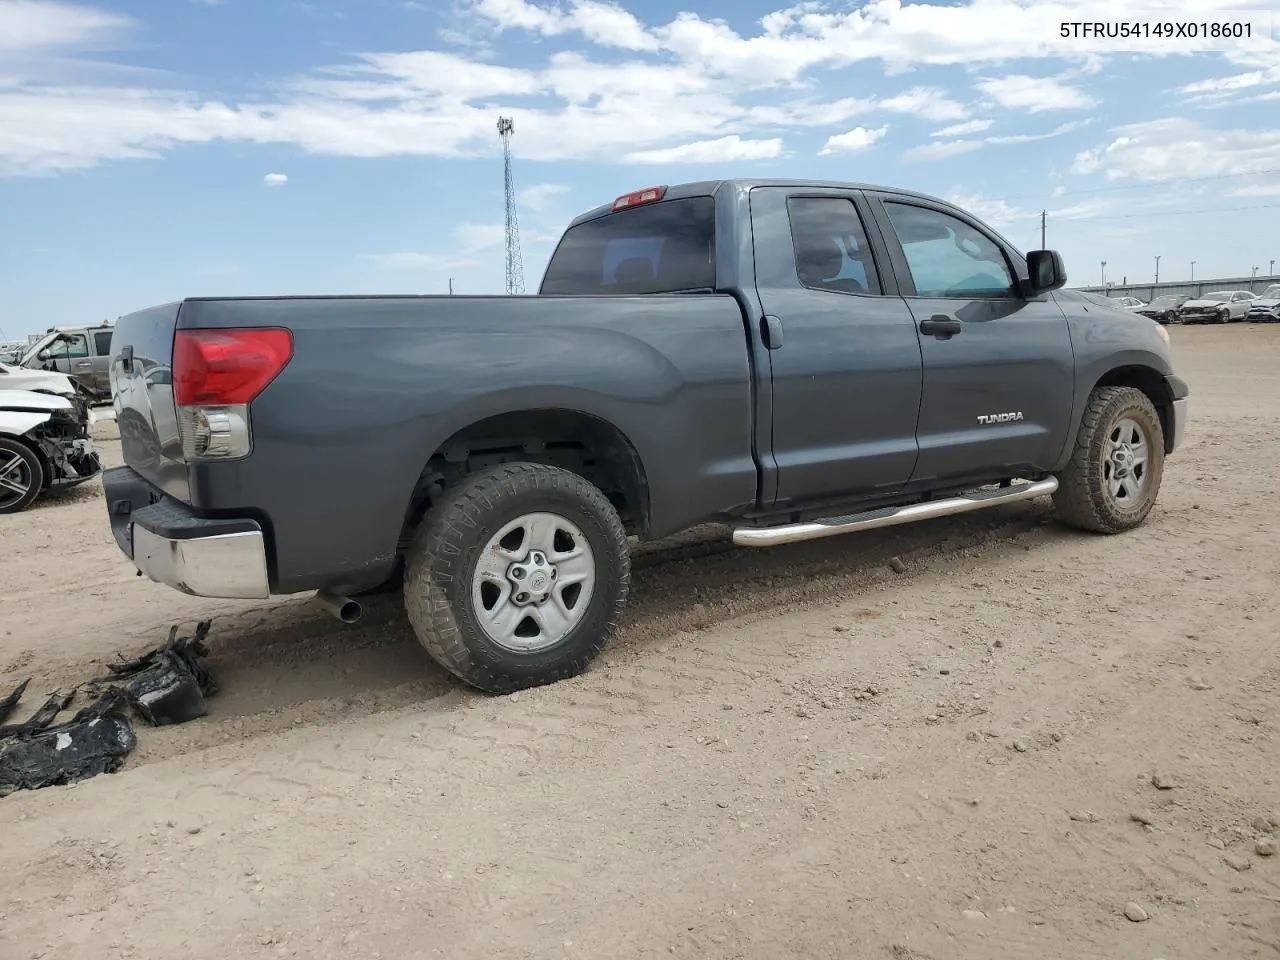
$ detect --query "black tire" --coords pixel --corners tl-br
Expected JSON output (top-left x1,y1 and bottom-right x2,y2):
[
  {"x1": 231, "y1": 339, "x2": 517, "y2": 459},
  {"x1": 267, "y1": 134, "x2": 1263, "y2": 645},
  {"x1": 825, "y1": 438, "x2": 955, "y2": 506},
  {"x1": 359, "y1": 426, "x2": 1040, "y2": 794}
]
[
  {"x1": 1053, "y1": 386, "x2": 1165, "y2": 534},
  {"x1": 402, "y1": 462, "x2": 631, "y2": 694},
  {"x1": 0, "y1": 436, "x2": 45, "y2": 514}
]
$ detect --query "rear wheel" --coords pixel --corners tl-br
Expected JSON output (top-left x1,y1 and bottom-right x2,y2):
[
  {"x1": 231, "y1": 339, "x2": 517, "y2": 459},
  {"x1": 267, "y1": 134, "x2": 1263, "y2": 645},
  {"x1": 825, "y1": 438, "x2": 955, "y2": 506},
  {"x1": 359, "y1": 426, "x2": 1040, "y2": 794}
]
[
  {"x1": 1053, "y1": 386, "x2": 1165, "y2": 534},
  {"x1": 403, "y1": 461, "x2": 631, "y2": 693},
  {"x1": 0, "y1": 437, "x2": 44, "y2": 514}
]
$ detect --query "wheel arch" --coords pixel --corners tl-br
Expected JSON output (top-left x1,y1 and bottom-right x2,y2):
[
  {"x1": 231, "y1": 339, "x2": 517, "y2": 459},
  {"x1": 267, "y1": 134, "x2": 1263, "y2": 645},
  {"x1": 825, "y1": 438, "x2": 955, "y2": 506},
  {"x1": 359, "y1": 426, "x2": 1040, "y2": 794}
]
[
  {"x1": 1091, "y1": 365, "x2": 1176, "y2": 453},
  {"x1": 399, "y1": 405, "x2": 651, "y2": 559}
]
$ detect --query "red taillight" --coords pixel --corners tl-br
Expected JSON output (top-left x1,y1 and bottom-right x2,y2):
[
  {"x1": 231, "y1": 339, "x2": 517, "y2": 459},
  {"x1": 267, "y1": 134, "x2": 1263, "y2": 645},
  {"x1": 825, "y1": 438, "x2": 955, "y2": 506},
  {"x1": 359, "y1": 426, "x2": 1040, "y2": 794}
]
[
  {"x1": 173, "y1": 328, "x2": 294, "y2": 406},
  {"x1": 612, "y1": 185, "x2": 667, "y2": 212}
]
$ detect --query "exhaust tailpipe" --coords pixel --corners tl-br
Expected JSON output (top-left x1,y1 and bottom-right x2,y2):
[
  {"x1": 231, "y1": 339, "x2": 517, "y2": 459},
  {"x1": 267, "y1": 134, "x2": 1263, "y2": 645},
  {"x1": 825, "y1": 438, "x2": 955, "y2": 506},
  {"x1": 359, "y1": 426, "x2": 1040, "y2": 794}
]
[{"x1": 316, "y1": 589, "x2": 362, "y2": 624}]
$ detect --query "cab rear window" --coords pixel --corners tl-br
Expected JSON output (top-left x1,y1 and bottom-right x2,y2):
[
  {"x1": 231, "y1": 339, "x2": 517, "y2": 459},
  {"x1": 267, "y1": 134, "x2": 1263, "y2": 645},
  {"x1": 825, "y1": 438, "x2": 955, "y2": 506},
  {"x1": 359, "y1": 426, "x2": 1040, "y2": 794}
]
[{"x1": 540, "y1": 197, "x2": 715, "y2": 295}]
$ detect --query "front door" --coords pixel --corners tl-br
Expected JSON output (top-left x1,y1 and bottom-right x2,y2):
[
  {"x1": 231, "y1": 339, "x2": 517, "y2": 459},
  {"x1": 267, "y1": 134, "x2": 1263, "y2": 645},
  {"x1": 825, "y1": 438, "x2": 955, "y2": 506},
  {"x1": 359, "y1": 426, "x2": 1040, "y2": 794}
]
[
  {"x1": 867, "y1": 194, "x2": 1074, "y2": 485},
  {"x1": 47, "y1": 331, "x2": 94, "y2": 387},
  {"x1": 750, "y1": 186, "x2": 923, "y2": 508}
]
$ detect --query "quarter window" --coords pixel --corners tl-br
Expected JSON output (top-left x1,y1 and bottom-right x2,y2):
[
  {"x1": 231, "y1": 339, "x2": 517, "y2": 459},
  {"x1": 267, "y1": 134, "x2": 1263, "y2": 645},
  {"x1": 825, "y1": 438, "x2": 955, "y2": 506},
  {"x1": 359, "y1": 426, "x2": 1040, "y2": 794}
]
[
  {"x1": 884, "y1": 202, "x2": 1017, "y2": 299},
  {"x1": 786, "y1": 197, "x2": 882, "y2": 296},
  {"x1": 94, "y1": 330, "x2": 112, "y2": 355}
]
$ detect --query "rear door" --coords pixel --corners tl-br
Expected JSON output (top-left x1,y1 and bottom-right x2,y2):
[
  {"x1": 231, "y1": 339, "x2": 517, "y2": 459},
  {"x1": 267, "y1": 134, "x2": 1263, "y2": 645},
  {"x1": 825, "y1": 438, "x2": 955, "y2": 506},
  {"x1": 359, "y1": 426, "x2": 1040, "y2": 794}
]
[
  {"x1": 866, "y1": 192, "x2": 1074, "y2": 485},
  {"x1": 750, "y1": 186, "x2": 922, "y2": 508}
]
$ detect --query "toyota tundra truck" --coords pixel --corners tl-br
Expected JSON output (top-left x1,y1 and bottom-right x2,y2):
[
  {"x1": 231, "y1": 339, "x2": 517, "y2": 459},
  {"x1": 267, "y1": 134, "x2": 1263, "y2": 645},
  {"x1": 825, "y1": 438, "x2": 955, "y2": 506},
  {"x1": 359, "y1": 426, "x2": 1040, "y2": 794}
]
[{"x1": 101, "y1": 179, "x2": 1189, "y2": 693}]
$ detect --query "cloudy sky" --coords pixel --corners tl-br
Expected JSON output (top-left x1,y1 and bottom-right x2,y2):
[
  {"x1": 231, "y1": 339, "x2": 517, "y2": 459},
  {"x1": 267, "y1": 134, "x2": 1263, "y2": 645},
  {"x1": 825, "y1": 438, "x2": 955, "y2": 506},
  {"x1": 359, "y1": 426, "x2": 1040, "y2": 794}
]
[{"x1": 2, "y1": 0, "x2": 1279, "y2": 337}]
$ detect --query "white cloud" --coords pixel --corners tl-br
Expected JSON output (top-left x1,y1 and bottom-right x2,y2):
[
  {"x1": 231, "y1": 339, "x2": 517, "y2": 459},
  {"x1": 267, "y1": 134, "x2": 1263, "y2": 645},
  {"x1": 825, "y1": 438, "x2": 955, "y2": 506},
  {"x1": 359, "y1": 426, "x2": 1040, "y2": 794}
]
[
  {"x1": 1232, "y1": 183, "x2": 1280, "y2": 197},
  {"x1": 1072, "y1": 118, "x2": 1280, "y2": 182},
  {"x1": 623, "y1": 135, "x2": 783, "y2": 164},
  {"x1": 819, "y1": 124, "x2": 888, "y2": 155},
  {"x1": 262, "y1": 172, "x2": 287, "y2": 186},
  {"x1": 363, "y1": 220, "x2": 507, "y2": 271},
  {"x1": 2, "y1": 0, "x2": 1279, "y2": 176},
  {"x1": 985, "y1": 120, "x2": 1086, "y2": 144},
  {"x1": 932, "y1": 118, "x2": 992, "y2": 138},
  {"x1": 904, "y1": 139, "x2": 984, "y2": 161},
  {"x1": 877, "y1": 86, "x2": 967, "y2": 122},
  {"x1": 977, "y1": 74, "x2": 1096, "y2": 113},
  {"x1": 0, "y1": 0, "x2": 133, "y2": 55},
  {"x1": 518, "y1": 182, "x2": 570, "y2": 210}
]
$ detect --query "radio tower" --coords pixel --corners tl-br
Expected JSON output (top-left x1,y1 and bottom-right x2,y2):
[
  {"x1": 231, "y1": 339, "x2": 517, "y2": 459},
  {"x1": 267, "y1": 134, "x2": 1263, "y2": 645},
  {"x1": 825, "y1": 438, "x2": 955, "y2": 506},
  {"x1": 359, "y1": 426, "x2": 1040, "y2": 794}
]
[{"x1": 497, "y1": 116, "x2": 525, "y2": 295}]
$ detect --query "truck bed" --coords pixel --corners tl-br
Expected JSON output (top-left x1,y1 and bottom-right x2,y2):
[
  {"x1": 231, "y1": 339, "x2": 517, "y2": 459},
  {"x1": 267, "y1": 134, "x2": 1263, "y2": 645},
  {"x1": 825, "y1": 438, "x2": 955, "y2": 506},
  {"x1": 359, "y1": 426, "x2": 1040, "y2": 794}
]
[{"x1": 107, "y1": 294, "x2": 760, "y2": 595}]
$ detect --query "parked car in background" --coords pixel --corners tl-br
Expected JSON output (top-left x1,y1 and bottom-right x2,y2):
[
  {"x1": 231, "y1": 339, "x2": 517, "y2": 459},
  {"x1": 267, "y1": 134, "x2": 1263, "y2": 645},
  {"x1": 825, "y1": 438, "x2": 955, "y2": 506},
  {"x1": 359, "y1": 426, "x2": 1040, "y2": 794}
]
[
  {"x1": 0, "y1": 363, "x2": 101, "y2": 513},
  {"x1": 1178, "y1": 290, "x2": 1257, "y2": 323},
  {"x1": 15, "y1": 323, "x2": 114, "y2": 400},
  {"x1": 1246, "y1": 284, "x2": 1280, "y2": 323},
  {"x1": 1111, "y1": 296, "x2": 1146, "y2": 310},
  {"x1": 1135, "y1": 295, "x2": 1190, "y2": 324}
]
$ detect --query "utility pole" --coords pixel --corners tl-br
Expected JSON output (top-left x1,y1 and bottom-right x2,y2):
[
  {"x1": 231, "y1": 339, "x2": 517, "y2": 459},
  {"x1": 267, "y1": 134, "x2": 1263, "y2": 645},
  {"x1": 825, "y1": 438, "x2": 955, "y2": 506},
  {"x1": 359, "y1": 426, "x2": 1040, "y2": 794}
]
[
  {"x1": 1101, "y1": 261, "x2": 1107, "y2": 289},
  {"x1": 1154, "y1": 255, "x2": 1160, "y2": 284},
  {"x1": 1271, "y1": 258, "x2": 1276, "y2": 275},
  {"x1": 1040, "y1": 210, "x2": 1046, "y2": 248},
  {"x1": 448, "y1": 278, "x2": 454, "y2": 295},
  {"x1": 1191, "y1": 260, "x2": 1196, "y2": 281}
]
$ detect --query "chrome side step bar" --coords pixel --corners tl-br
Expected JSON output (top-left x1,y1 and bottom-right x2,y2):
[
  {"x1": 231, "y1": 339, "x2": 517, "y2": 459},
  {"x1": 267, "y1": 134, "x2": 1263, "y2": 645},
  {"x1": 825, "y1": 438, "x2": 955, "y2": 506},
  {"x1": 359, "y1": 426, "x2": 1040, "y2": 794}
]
[{"x1": 731, "y1": 477, "x2": 1059, "y2": 547}]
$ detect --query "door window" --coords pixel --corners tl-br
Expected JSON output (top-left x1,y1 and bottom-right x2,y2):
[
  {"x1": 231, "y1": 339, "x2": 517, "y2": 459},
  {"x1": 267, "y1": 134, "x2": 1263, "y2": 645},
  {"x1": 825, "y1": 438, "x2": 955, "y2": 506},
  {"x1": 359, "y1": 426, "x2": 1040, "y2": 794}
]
[
  {"x1": 47, "y1": 333, "x2": 89, "y2": 359},
  {"x1": 884, "y1": 202, "x2": 1017, "y2": 299},
  {"x1": 93, "y1": 330, "x2": 113, "y2": 355},
  {"x1": 786, "y1": 197, "x2": 882, "y2": 295}
]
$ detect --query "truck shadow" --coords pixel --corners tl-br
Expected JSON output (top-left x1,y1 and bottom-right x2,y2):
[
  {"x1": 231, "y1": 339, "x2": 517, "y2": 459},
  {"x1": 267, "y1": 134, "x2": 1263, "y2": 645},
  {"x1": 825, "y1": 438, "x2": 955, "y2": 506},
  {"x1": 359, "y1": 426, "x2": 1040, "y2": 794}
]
[{"x1": 122, "y1": 496, "x2": 1078, "y2": 767}]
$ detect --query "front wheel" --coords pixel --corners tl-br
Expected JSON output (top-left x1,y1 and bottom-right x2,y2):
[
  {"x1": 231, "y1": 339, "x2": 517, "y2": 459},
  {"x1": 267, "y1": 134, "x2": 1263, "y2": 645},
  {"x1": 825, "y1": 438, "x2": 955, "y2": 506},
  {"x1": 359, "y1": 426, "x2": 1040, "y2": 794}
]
[
  {"x1": 1053, "y1": 386, "x2": 1166, "y2": 534},
  {"x1": 403, "y1": 462, "x2": 631, "y2": 693},
  {"x1": 0, "y1": 437, "x2": 44, "y2": 514}
]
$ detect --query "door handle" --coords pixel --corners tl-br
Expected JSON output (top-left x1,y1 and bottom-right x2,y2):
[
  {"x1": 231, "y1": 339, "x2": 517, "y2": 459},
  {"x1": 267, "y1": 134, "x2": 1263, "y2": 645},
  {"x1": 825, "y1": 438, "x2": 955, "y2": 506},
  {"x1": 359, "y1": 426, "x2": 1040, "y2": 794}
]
[
  {"x1": 761, "y1": 314, "x2": 785, "y2": 350},
  {"x1": 919, "y1": 315, "x2": 963, "y2": 339},
  {"x1": 75, "y1": 360, "x2": 91, "y2": 368}
]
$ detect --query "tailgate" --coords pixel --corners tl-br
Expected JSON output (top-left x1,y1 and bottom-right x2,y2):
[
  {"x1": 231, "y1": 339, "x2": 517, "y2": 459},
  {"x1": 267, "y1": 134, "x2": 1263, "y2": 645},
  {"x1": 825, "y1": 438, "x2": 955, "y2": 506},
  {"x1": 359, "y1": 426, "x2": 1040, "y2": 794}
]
[{"x1": 110, "y1": 301, "x2": 189, "y2": 502}]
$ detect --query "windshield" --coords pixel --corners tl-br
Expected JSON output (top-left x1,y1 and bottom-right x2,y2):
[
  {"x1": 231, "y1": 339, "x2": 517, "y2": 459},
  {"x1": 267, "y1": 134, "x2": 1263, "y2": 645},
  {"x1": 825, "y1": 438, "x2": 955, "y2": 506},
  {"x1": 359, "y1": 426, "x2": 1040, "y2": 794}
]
[
  {"x1": 1261, "y1": 284, "x2": 1280, "y2": 298},
  {"x1": 1150, "y1": 297, "x2": 1182, "y2": 307},
  {"x1": 540, "y1": 197, "x2": 716, "y2": 295},
  {"x1": 1200, "y1": 292, "x2": 1230, "y2": 303}
]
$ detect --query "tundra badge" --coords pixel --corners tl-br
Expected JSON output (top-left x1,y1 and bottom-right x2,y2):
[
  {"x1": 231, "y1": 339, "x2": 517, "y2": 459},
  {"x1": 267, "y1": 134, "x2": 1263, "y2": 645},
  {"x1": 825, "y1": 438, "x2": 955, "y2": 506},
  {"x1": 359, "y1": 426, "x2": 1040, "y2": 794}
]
[{"x1": 976, "y1": 412, "x2": 1025, "y2": 424}]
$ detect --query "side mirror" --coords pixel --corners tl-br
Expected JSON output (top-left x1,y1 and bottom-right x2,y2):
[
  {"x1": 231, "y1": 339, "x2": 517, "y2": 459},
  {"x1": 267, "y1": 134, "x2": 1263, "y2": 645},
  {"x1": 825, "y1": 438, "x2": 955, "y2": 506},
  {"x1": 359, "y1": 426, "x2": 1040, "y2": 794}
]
[
  {"x1": 1025, "y1": 250, "x2": 1066, "y2": 295},
  {"x1": 36, "y1": 349, "x2": 50, "y2": 362}
]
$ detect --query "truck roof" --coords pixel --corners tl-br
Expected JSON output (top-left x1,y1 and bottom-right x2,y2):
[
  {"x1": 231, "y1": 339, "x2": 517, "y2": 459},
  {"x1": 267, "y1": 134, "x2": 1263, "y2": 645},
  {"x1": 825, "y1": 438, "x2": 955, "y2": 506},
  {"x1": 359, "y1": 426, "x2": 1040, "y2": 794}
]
[{"x1": 566, "y1": 178, "x2": 948, "y2": 227}]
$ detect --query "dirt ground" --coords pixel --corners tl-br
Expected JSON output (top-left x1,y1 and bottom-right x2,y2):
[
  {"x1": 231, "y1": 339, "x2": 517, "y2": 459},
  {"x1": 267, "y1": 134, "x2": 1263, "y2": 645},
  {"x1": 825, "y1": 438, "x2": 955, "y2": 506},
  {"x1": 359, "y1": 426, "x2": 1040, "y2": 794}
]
[{"x1": 2, "y1": 325, "x2": 1278, "y2": 960}]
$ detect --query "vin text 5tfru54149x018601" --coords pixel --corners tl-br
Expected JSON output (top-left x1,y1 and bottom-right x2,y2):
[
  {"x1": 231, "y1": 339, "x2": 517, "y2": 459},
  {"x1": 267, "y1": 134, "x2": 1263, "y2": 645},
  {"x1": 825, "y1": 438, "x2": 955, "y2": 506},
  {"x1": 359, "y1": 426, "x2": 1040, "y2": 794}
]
[{"x1": 100, "y1": 179, "x2": 1189, "y2": 693}]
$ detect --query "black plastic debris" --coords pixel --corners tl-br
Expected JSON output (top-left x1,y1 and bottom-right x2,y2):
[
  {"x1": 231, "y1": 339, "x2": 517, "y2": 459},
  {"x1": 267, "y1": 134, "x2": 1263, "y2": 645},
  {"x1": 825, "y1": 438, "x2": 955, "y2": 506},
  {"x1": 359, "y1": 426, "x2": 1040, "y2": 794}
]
[
  {"x1": 0, "y1": 688, "x2": 75, "y2": 738},
  {"x1": 0, "y1": 678, "x2": 30, "y2": 726},
  {"x1": 91, "y1": 620, "x2": 216, "y2": 726},
  {"x1": 0, "y1": 688, "x2": 137, "y2": 795}
]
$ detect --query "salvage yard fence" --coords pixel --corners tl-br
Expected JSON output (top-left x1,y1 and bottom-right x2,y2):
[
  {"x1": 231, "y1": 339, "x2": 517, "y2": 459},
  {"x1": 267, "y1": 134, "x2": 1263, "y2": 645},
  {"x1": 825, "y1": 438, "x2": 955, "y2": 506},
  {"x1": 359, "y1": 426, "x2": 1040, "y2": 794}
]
[{"x1": 1074, "y1": 274, "x2": 1280, "y2": 301}]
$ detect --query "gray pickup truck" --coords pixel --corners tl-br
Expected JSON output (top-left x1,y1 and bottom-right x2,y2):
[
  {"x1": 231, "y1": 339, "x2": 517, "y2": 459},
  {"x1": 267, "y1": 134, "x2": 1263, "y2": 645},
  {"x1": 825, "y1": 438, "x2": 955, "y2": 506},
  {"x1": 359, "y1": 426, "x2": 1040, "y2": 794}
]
[{"x1": 102, "y1": 179, "x2": 1188, "y2": 693}]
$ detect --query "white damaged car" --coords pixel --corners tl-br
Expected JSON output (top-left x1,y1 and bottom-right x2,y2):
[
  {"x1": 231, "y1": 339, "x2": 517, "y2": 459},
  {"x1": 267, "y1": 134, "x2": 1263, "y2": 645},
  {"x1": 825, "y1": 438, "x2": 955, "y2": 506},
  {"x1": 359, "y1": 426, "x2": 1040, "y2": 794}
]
[{"x1": 0, "y1": 363, "x2": 102, "y2": 514}]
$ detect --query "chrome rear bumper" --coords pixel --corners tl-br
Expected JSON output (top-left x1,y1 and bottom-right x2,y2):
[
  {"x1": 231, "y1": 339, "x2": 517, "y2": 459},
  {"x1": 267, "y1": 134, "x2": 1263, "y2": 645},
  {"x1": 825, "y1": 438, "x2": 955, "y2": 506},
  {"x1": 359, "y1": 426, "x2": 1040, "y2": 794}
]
[{"x1": 132, "y1": 525, "x2": 270, "y2": 600}]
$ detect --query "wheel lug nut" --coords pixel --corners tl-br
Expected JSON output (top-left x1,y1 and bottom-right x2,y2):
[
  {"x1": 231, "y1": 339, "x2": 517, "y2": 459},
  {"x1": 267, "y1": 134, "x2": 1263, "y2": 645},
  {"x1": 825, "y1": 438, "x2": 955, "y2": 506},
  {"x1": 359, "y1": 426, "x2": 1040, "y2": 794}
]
[
  {"x1": 511, "y1": 567, "x2": 526, "y2": 579},
  {"x1": 515, "y1": 592, "x2": 529, "y2": 603}
]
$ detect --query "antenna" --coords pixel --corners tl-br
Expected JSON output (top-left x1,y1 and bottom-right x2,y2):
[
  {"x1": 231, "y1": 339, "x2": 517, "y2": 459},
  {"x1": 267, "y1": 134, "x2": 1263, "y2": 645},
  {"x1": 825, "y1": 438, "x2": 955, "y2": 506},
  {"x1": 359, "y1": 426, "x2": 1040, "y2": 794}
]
[{"x1": 497, "y1": 116, "x2": 525, "y2": 295}]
